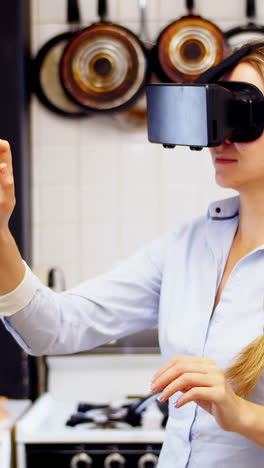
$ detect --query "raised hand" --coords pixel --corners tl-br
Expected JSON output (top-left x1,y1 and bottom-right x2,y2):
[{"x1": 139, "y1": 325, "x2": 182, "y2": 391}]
[
  {"x1": 0, "y1": 140, "x2": 15, "y2": 230},
  {"x1": 0, "y1": 139, "x2": 25, "y2": 295}
]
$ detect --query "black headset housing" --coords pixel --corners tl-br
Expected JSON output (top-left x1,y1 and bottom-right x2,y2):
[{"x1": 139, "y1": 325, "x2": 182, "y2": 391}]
[{"x1": 146, "y1": 42, "x2": 264, "y2": 150}]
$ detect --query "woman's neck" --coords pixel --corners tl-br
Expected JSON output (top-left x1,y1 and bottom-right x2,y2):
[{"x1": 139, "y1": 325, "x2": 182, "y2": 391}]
[{"x1": 236, "y1": 191, "x2": 264, "y2": 248}]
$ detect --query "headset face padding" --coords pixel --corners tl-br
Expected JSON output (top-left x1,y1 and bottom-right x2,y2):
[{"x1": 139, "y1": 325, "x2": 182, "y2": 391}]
[{"x1": 219, "y1": 81, "x2": 264, "y2": 143}]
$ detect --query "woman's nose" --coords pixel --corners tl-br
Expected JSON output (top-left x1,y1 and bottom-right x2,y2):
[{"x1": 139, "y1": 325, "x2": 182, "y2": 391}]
[{"x1": 214, "y1": 139, "x2": 232, "y2": 153}]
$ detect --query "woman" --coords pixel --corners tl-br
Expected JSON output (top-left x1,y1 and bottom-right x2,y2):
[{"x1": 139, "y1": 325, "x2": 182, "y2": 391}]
[{"x1": 1, "y1": 44, "x2": 264, "y2": 467}]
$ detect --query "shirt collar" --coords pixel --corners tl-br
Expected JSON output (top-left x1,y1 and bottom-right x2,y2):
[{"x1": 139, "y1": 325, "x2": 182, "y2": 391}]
[{"x1": 207, "y1": 196, "x2": 239, "y2": 220}]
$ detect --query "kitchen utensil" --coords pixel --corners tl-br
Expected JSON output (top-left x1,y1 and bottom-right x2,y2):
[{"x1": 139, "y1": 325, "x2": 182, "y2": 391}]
[
  {"x1": 156, "y1": 397, "x2": 169, "y2": 427},
  {"x1": 47, "y1": 267, "x2": 66, "y2": 291},
  {"x1": 225, "y1": 0, "x2": 264, "y2": 49},
  {"x1": 137, "y1": 0, "x2": 153, "y2": 49},
  {"x1": 113, "y1": 0, "x2": 153, "y2": 129},
  {"x1": 60, "y1": 0, "x2": 149, "y2": 111},
  {"x1": 153, "y1": 0, "x2": 226, "y2": 82},
  {"x1": 32, "y1": 0, "x2": 88, "y2": 117}
]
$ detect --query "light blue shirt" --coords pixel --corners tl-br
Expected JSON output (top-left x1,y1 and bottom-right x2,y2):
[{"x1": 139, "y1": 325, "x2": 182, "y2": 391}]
[{"x1": 2, "y1": 195, "x2": 264, "y2": 467}]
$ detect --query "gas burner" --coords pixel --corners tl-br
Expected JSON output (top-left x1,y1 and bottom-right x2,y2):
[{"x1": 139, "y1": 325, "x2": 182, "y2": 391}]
[
  {"x1": 66, "y1": 411, "x2": 136, "y2": 429},
  {"x1": 66, "y1": 398, "x2": 143, "y2": 428},
  {"x1": 66, "y1": 394, "x2": 166, "y2": 429}
]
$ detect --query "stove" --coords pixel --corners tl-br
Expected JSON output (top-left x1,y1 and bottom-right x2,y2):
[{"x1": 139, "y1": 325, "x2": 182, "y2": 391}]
[{"x1": 16, "y1": 354, "x2": 166, "y2": 468}]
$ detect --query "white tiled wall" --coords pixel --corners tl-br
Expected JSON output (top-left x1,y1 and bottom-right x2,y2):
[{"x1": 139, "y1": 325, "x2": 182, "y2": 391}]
[{"x1": 31, "y1": 0, "x2": 263, "y2": 287}]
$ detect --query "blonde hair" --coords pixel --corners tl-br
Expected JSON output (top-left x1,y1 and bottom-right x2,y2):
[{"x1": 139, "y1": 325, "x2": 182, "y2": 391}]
[
  {"x1": 225, "y1": 335, "x2": 264, "y2": 397},
  {"x1": 239, "y1": 42, "x2": 264, "y2": 80},
  {"x1": 223, "y1": 43, "x2": 264, "y2": 397}
]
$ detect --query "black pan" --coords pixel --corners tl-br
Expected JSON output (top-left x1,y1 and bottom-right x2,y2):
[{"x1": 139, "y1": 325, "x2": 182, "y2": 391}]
[
  {"x1": 32, "y1": 0, "x2": 88, "y2": 117},
  {"x1": 225, "y1": 0, "x2": 264, "y2": 50},
  {"x1": 59, "y1": 0, "x2": 149, "y2": 112},
  {"x1": 152, "y1": 0, "x2": 226, "y2": 82}
]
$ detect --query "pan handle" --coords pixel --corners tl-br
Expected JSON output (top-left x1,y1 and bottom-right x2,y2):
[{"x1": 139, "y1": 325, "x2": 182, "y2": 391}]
[
  {"x1": 186, "y1": 0, "x2": 195, "y2": 15},
  {"x1": 67, "y1": 0, "x2": 81, "y2": 24},
  {"x1": 246, "y1": 0, "x2": 256, "y2": 21},
  {"x1": 98, "y1": 0, "x2": 107, "y2": 21},
  {"x1": 138, "y1": 0, "x2": 152, "y2": 45}
]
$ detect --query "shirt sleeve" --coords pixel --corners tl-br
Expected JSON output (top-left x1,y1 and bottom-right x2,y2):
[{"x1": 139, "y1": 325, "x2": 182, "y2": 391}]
[
  {"x1": 2, "y1": 233, "x2": 171, "y2": 356},
  {"x1": 0, "y1": 261, "x2": 40, "y2": 316}
]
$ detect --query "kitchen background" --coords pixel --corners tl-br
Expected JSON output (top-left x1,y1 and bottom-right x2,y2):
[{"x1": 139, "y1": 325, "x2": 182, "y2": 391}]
[
  {"x1": 1, "y1": 1, "x2": 264, "y2": 466},
  {"x1": 29, "y1": 0, "x2": 250, "y2": 288}
]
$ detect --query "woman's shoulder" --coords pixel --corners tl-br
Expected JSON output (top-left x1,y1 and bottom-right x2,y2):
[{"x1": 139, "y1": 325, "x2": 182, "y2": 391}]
[
  {"x1": 128, "y1": 195, "x2": 240, "y2": 271},
  {"x1": 169, "y1": 194, "x2": 239, "y2": 239}
]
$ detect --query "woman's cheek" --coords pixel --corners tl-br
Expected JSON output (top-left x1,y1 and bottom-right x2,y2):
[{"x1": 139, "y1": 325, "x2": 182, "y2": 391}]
[
  {"x1": 234, "y1": 130, "x2": 264, "y2": 153},
  {"x1": 233, "y1": 141, "x2": 252, "y2": 153}
]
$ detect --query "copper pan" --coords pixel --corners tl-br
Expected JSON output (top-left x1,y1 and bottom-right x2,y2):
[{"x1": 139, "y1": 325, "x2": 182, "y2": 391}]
[
  {"x1": 59, "y1": 0, "x2": 149, "y2": 112},
  {"x1": 153, "y1": 0, "x2": 226, "y2": 82}
]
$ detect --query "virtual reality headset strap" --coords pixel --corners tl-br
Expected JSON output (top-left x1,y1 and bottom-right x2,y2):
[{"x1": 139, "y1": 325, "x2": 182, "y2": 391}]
[{"x1": 196, "y1": 41, "x2": 264, "y2": 84}]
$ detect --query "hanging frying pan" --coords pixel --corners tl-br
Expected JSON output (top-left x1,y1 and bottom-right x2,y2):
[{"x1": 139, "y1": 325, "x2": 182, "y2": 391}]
[
  {"x1": 32, "y1": 0, "x2": 88, "y2": 117},
  {"x1": 225, "y1": 0, "x2": 264, "y2": 50},
  {"x1": 59, "y1": 0, "x2": 149, "y2": 112},
  {"x1": 153, "y1": 0, "x2": 226, "y2": 82}
]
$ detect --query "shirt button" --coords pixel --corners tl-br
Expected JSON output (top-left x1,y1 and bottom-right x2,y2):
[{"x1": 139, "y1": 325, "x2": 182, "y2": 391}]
[{"x1": 235, "y1": 273, "x2": 240, "y2": 281}]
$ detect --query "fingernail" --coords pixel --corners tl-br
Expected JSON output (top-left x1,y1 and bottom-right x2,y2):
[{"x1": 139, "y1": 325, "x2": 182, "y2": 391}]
[
  {"x1": 158, "y1": 393, "x2": 165, "y2": 402},
  {"x1": 150, "y1": 382, "x2": 156, "y2": 392},
  {"x1": 0, "y1": 163, "x2": 7, "y2": 174}
]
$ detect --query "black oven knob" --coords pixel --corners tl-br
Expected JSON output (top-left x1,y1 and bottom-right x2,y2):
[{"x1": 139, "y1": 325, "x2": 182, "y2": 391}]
[
  {"x1": 138, "y1": 453, "x2": 158, "y2": 468},
  {"x1": 70, "y1": 452, "x2": 93, "y2": 468},
  {"x1": 104, "y1": 452, "x2": 126, "y2": 468}
]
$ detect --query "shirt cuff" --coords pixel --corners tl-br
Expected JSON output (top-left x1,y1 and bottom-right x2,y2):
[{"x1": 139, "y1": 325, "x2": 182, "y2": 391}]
[{"x1": 0, "y1": 261, "x2": 40, "y2": 316}]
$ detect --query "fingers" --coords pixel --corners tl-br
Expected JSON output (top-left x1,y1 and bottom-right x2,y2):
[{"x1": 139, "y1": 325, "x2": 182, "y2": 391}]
[
  {"x1": 0, "y1": 140, "x2": 13, "y2": 174},
  {"x1": 157, "y1": 372, "x2": 220, "y2": 402},
  {"x1": 0, "y1": 141, "x2": 15, "y2": 227},
  {"x1": 175, "y1": 387, "x2": 215, "y2": 408},
  {"x1": 151, "y1": 356, "x2": 217, "y2": 393},
  {"x1": 152, "y1": 355, "x2": 207, "y2": 382},
  {"x1": 0, "y1": 163, "x2": 14, "y2": 186}
]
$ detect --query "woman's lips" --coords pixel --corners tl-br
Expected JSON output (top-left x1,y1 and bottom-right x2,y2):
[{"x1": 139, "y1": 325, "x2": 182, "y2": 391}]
[{"x1": 215, "y1": 158, "x2": 237, "y2": 164}]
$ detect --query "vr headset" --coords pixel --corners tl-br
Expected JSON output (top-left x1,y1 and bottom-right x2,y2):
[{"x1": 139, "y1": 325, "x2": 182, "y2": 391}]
[{"x1": 146, "y1": 42, "x2": 264, "y2": 150}]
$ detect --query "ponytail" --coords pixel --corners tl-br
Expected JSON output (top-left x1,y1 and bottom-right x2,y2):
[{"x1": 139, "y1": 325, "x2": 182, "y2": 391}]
[{"x1": 225, "y1": 334, "x2": 264, "y2": 397}]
